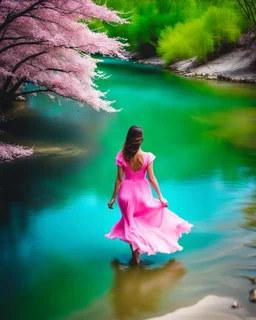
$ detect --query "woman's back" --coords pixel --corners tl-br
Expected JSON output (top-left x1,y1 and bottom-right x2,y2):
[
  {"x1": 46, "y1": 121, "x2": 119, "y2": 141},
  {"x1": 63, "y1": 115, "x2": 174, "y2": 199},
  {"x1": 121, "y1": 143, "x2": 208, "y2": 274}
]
[
  {"x1": 128, "y1": 151, "x2": 146, "y2": 173},
  {"x1": 116, "y1": 151, "x2": 156, "y2": 182}
]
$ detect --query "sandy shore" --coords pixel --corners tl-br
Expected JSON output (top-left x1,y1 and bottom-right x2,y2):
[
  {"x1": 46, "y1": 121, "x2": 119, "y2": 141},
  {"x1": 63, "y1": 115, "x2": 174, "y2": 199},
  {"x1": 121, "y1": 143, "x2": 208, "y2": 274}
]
[
  {"x1": 125, "y1": 37, "x2": 256, "y2": 84},
  {"x1": 147, "y1": 295, "x2": 256, "y2": 320}
]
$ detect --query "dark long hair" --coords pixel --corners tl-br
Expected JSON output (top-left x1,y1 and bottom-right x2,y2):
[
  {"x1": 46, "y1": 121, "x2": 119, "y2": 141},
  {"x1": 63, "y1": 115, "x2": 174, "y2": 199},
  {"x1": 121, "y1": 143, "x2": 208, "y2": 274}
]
[{"x1": 122, "y1": 125, "x2": 143, "y2": 162}]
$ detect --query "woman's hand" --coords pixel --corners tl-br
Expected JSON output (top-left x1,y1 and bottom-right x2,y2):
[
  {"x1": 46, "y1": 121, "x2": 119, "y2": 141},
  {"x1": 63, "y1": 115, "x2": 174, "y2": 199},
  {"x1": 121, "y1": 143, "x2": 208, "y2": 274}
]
[
  {"x1": 159, "y1": 196, "x2": 168, "y2": 207},
  {"x1": 108, "y1": 198, "x2": 115, "y2": 209}
]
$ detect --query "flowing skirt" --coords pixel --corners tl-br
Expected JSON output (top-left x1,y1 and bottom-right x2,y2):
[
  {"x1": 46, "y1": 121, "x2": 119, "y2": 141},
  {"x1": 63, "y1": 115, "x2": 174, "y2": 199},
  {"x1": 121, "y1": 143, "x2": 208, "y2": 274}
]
[{"x1": 105, "y1": 178, "x2": 193, "y2": 255}]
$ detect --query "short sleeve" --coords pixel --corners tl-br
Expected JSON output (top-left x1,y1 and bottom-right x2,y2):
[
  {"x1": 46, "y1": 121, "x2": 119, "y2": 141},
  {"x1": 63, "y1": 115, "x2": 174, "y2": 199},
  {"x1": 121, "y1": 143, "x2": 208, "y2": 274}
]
[
  {"x1": 115, "y1": 151, "x2": 124, "y2": 166},
  {"x1": 147, "y1": 152, "x2": 156, "y2": 165}
]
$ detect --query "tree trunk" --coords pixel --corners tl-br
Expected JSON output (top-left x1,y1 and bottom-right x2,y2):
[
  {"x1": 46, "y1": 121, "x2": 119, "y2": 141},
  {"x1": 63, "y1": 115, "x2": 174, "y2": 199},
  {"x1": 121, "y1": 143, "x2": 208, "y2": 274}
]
[{"x1": 0, "y1": 89, "x2": 14, "y2": 113}]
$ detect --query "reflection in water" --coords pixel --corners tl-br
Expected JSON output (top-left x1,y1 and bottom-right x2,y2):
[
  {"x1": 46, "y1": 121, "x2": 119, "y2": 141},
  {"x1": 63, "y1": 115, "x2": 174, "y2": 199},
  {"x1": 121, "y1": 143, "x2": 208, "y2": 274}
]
[
  {"x1": 239, "y1": 187, "x2": 256, "y2": 258},
  {"x1": 232, "y1": 188, "x2": 256, "y2": 306},
  {"x1": 110, "y1": 259, "x2": 186, "y2": 319},
  {"x1": 6, "y1": 256, "x2": 112, "y2": 320},
  {"x1": 241, "y1": 189, "x2": 256, "y2": 232},
  {"x1": 193, "y1": 107, "x2": 256, "y2": 151}
]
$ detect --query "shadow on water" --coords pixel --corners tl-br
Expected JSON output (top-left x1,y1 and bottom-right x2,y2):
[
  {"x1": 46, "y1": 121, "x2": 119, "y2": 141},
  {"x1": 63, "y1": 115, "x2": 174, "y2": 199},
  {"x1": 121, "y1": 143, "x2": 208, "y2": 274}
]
[
  {"x1": 0, "y1": 98, "x2": 106, "y2": 289},
  {"x1": 5, "y1": 255, "x2": 111, "y2": 320},
  {"x1": 0, "y1": 93, "x2": 107, "y2": 223},
  {"x1": 0, "y1": 153, "x2": 90, "y2": 260},
  {"x1": 109, "y1": 258, "x2": 186, "y2": 320}
]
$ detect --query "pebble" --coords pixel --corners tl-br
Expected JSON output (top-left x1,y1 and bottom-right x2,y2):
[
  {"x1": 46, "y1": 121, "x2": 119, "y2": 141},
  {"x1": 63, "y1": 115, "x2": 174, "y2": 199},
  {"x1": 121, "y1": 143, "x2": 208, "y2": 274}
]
[
  {"x1": 231, "y1": 300, "x2": 239, "y2": 308},
  {"x1": 249, "y1": 288, "x2": 256, "y2": 302},
  {"x1": 15, "y1": 96, "x2": 26, "y2": 101}
]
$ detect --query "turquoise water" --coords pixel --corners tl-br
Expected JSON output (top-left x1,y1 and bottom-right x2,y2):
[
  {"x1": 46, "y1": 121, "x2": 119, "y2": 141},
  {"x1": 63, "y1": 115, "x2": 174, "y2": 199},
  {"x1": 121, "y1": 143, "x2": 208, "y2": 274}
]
[{"x1": 1, "y1": 59, "x2": 256, "y2": 320}]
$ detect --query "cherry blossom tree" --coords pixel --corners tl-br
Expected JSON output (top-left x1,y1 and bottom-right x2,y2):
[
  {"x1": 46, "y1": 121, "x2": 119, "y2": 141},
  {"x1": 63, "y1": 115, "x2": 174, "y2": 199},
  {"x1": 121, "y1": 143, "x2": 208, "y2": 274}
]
[
  {"x1": 0, "y1": 0, "x2": 127, "y2": 112},
  {"x1": 0, "y1": 142, "x2": 33, "y2": 163}
]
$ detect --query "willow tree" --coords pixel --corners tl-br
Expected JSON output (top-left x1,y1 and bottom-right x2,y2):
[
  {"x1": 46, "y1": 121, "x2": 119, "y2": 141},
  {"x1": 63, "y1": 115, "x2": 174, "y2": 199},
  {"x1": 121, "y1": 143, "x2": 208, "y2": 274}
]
[{"x1": 0, "y1": 0, "x2": 126, "y2": 112}]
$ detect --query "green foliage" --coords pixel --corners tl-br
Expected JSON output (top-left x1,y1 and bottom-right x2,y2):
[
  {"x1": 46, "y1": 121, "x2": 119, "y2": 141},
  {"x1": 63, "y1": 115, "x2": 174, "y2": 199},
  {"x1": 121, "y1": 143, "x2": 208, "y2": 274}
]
[
  {"x1": 158, "y1": 6, "x2": 242, "y2": 64},
  {"x1": 86, "y1": 0, "x2": 248, "y2": 60},
  {"x1": 204, "y1": 6, "x2": 241, "y2": 44},
  {"x1": 127, "y1": 12, "x2": 188, "y2": 55},
  {"x1": 93, "y1": 0, "x2": 199, "y2": 56},
  {"x1": 158, "y1": 20, "x2": 214, "y2": 63}
]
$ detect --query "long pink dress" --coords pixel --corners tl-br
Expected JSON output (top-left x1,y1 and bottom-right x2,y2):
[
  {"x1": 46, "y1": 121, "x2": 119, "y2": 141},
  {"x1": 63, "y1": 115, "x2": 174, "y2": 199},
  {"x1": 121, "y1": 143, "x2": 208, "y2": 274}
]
[{"x1": 105, "y1": 151, "x2": 193, "y2": 255}]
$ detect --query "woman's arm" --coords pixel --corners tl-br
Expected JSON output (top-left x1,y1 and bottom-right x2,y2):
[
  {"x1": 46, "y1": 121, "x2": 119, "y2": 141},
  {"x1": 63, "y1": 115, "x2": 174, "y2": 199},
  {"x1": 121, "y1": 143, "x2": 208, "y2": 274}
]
[
  {"x1": 147, "y1": 162, "x2": 168, "y2": 206},
  {"x1": 108, "y1": 165, "x2": 124, "y2": 209}
]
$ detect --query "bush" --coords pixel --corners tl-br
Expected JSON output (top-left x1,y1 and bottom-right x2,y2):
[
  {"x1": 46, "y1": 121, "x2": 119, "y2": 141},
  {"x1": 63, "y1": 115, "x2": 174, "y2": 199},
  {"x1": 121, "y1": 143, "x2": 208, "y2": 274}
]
[
  {"x1": 158, "y1": 6, "x2": 242, "y2": 64},
  {"x1": 204, "y1": 6, "x2": 241, "y2": 45},
  {"x1": 158, "y1": 20, "x2": 214, "y2": 63}
]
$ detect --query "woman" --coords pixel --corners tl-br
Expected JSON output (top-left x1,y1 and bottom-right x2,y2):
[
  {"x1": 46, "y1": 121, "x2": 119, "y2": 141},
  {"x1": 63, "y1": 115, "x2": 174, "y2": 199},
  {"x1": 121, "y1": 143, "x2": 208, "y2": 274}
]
[{"x1": 106, "y1": 125, "x2": 193, "y2": 264}]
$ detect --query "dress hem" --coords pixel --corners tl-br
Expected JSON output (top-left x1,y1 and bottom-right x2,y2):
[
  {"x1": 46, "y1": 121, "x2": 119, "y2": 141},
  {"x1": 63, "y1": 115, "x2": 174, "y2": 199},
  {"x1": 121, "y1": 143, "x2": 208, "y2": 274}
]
[{"x1": 105, "y1": 221, "x2": 193, "y2": 256}]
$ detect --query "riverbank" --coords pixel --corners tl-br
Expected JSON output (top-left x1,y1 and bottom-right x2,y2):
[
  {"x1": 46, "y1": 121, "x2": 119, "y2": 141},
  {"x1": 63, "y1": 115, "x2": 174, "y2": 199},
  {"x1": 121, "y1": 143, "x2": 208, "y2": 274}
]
[
  {"x1": 124, "y1": 36, "x2": 256, "y2": 84},
  {"x1": 147, "y1": 295, "x2": 256, "y2": 320}
]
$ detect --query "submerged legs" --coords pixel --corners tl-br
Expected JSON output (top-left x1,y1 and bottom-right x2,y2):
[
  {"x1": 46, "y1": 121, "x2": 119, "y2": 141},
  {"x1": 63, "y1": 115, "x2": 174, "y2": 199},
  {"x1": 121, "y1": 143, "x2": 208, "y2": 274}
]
[{"x1": 130, "y1": 245, "x2": 140, "y2": 265}]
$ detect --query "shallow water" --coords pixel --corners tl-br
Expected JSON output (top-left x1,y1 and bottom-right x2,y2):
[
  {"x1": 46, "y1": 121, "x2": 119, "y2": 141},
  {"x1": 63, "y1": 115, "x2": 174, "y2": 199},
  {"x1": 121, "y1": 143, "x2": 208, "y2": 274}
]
[{"x1": 1, "y1": 59, "x2": 256, "y2": 320}]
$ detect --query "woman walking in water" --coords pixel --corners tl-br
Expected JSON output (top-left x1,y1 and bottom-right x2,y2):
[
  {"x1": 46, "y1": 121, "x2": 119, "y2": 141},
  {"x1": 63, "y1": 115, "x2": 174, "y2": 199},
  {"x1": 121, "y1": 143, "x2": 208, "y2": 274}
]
[{"x1": 106, "y1": 125, "x2": 193, "y2": 264}]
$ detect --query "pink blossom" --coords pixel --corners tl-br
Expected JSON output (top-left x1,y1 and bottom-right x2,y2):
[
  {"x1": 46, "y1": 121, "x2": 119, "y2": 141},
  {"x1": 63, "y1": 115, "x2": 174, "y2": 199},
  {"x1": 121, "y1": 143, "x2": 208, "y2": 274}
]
[
  {"x1": 0, "y1": 143, "x2": 33, "y2": 163},
  {"x1": 0, "y1": 0, "x2": 128, "y2": 112}
]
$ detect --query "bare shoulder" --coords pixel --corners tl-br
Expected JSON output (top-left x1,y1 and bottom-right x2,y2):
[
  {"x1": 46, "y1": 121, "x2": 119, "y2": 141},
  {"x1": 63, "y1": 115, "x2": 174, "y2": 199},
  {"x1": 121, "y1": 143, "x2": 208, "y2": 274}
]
[
  {"x1": 140, "y1": 151, "x2": 148, "y2": 160},
  {"x1": 132, "y1": 150, "x2": 146, "y2": 164}
]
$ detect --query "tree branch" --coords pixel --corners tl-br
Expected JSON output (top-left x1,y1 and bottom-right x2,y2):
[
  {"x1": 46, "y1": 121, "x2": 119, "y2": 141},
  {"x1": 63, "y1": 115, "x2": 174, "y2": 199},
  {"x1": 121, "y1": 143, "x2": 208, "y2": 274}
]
[
  {"x1": 46, "y1": 68, "x2": 71, "y2": 73},
  {"x1": 0, "y1": 40, "x2": 47, "y2": 55},
  {"x1": 0, "y1": 0, "x2": 46, "y2": 31},
  {"x1": 7, "y1": 77, "x2": 26, "y2": 97},
  {"x1": 14, "y1": 88, "x2": 51, "y2": 97},
  {"x1": 237, "y1": 0, "x2": 256, "y2": 32},
  {"x1": 24, "y1": 13, "x2": 74, "y2": 33},
  {"x1": 2, "y1": 51, "x2": 47, "y2": 96},
  {"x1": 1, "y1": 36, "x2": 29, "y2": 42}
]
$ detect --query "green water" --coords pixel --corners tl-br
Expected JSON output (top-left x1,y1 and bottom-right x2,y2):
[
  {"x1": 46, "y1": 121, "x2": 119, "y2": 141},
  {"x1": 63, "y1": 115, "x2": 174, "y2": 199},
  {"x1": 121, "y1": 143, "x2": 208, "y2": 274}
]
[{"x1": 1, "y1": 59, "x2": 256, "y2": 320}]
